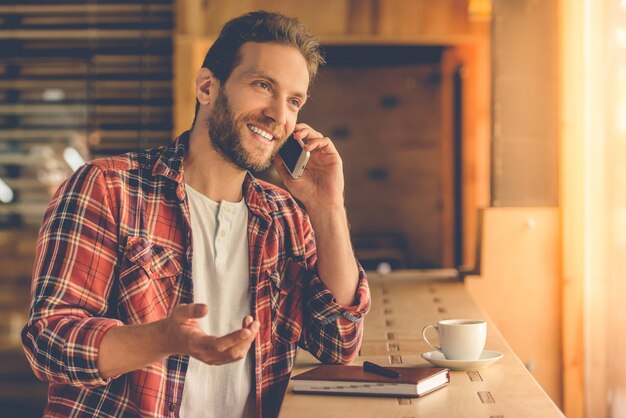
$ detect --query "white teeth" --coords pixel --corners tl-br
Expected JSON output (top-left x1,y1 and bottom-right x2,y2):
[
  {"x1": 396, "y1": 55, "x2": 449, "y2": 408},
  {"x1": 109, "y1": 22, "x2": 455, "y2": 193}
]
[{"x1": 248, "y1": 124, "x2": 273, "y2": 141}]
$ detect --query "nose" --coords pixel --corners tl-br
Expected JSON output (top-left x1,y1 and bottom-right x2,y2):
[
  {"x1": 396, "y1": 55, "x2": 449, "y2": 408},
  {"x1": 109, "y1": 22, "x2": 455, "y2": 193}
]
[{"x1": 263, "y1": 96, "x2": 288, "y2": 127}]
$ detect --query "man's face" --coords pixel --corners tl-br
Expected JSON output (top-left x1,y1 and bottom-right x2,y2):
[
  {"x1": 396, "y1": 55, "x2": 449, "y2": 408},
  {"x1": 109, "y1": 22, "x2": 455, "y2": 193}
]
[{"x1": 207, "y1": 42, "x2": 310, "y2": 172}]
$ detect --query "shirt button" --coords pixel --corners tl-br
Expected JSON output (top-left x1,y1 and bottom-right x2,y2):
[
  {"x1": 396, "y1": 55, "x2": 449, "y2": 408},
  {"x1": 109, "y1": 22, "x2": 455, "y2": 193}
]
[{"x1": 169, "y1": 402, "x2": 178, "y2": 412}]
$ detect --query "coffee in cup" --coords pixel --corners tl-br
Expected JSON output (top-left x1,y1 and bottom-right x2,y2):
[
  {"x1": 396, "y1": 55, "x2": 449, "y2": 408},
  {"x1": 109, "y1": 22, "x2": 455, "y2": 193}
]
[{"x1": 421, "y1": 319, "x2": 486, "y2": 360}]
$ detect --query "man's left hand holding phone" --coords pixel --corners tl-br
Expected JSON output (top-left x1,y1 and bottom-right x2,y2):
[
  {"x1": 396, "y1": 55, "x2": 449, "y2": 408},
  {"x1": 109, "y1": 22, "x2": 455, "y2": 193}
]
[
  {"x1": 275, "y1": 123, "x2": 346, "y2": 211},
  {"x1": 275, "y1": 124, "x2": 360, "y2": 308}
]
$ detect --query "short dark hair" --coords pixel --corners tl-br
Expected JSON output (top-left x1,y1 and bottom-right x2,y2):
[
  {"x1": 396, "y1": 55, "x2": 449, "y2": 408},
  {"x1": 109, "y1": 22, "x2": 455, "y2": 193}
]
[{"x1": 192, "y1": 10, "x2": 325, "y2": 125}]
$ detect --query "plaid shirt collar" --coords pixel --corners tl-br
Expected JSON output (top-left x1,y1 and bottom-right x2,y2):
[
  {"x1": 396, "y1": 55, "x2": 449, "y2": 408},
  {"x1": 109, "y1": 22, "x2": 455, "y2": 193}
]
[{"x1": 152, "y1": 130, "x2": 279, "y2": 223}]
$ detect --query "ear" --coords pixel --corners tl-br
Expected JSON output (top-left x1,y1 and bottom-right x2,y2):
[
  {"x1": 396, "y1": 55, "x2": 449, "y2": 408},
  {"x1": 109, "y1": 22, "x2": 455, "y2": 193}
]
[{"x1": 196, "y1": 67, "x2": 217, "y2": 106}]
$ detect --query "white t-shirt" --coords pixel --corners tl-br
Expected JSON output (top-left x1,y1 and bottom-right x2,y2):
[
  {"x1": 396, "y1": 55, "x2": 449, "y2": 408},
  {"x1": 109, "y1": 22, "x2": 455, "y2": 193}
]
[{"x1": 180, "y1": 184, "x2": 255, "y2": 418}]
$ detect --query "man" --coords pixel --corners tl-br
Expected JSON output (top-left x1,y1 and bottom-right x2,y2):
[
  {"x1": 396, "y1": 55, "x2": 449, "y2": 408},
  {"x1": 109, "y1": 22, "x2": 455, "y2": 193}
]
[{"x1": 22, "y1": 10, "x2": 370, "y2": 418}]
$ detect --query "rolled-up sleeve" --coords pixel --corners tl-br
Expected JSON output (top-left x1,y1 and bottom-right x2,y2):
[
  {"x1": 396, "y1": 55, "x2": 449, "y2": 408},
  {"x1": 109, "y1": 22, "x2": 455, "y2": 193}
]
[
  {"x1": 306, "y1": 266, "x2": 370, "y2": 326},
  {"x1": 300, "y1": 221, "x2": 371, "y2": 364},
  {"x1": 21, "y1": 163, "x2": 123, "y2": 388}
]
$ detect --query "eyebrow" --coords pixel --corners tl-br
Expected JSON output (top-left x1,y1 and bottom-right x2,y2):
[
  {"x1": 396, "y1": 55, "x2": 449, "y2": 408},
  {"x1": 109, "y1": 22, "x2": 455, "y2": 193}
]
[{"x1": 245, "y1": 70, "x2": 308, "y2": 101}]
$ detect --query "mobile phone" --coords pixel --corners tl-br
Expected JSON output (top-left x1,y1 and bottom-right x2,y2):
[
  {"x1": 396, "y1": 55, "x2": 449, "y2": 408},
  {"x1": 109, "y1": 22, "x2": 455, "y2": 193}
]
[{"x1": 278, "y1": 135, "x2": 310, "y2": 179}]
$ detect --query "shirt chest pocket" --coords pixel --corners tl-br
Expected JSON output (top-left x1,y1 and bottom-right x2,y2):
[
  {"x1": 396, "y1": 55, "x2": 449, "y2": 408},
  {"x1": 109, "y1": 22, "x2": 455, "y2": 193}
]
[
  {"x1": 267, "y1": 260, "x2": 303, "y2": 345},
  {"x1": 117, "y1": 237, "x2": 183, "y2": 324}
]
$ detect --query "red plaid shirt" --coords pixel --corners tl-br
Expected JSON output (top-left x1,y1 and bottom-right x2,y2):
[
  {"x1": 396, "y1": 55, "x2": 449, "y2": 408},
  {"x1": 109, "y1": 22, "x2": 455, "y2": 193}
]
[{"x1": 22, "y1": 132, "x2": 370, "y2": 418}]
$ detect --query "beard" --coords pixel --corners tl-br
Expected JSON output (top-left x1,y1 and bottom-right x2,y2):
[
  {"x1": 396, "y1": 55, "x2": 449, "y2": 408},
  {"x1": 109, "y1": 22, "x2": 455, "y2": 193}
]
[{"x1": 207, "y1": 87, "x2": 281, "y2": 172}]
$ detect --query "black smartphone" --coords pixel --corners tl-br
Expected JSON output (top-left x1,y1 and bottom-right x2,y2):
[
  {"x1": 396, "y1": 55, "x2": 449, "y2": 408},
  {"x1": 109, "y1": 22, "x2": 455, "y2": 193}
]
[{"x1": 278, "y1": 134, "x2": 310, "y2": 179}]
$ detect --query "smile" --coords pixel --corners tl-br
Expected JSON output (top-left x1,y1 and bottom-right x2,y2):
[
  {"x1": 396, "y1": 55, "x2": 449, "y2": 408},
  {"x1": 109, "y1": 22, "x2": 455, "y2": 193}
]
[{"x1": 247, "y1": 124, "x2": 274, "y2": 141}]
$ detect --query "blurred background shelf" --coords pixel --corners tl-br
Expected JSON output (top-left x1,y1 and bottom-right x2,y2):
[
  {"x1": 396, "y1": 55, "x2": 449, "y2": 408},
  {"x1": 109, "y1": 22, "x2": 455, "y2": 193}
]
[{"x1": 0, "y1": 1, "x2": 175, "y2": 415}]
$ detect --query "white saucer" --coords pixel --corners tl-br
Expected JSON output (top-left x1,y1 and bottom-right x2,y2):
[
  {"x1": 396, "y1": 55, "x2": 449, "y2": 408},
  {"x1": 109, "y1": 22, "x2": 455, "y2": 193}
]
[{"x1": 421, "y1": 350, "x2": 503, "y2": 370}]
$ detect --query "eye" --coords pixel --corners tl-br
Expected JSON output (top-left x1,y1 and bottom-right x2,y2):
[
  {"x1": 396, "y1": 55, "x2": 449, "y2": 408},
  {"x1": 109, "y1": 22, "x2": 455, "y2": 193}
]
[
  {"x1": 254, "y1": 81, "x2": 270, "y2": 91},
  {"x1": 289, "y1": 98, "x2": 302, "y2": 109}
]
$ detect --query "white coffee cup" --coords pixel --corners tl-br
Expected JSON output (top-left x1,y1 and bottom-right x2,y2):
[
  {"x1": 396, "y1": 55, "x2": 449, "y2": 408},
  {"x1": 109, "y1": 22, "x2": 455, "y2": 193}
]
[{"x1": 421, "y1": 319, "x2": 487, "y2": 360}]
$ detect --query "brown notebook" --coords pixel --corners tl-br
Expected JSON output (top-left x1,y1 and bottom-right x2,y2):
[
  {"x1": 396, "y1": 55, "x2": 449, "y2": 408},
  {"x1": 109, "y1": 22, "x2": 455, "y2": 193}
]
[{"x1": 291, "y1": 364, "x2": 450, "y2": 397}]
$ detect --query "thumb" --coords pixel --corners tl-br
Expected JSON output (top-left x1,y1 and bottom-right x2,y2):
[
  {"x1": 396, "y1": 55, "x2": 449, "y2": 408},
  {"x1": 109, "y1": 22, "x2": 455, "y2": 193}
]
[{"x1": 173, "y1": 303, "x2": 208, "y2": 321}]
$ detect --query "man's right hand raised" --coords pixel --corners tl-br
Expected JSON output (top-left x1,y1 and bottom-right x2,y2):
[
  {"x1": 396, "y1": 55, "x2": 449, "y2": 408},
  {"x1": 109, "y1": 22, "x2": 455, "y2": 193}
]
[
  {"x1": 98, "y1": 303, "x2": 260, "y2": 379},
  {"x1": 162, "y1": 303, "x2": 259, "y2": 366}
]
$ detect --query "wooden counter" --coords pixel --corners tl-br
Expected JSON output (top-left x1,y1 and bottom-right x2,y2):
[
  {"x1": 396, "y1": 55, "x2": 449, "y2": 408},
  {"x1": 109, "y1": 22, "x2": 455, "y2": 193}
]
[{"x1": 279, "y1": 272, "x2": 564, "y2": 417}]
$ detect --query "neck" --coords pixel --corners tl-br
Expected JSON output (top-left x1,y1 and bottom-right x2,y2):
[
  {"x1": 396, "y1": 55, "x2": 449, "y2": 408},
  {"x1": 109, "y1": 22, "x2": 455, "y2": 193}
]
[{"x1": 184, "y1": 122, "x2": 247, "y2": 202}]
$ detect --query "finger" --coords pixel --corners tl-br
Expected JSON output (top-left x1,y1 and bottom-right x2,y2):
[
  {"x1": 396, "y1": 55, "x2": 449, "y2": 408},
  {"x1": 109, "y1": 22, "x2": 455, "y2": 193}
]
[
  {"x1": 244, "y1": 316, "x2": 259, "y2": 329},
  {"x1": 192, "y1": 323, "x2": 259, "y2": 365},
  {"x1": 242, "y1": 315, "x2": 253, "y2": 328},
  {"x1": 217, "y1": 323, "x2": 259, "y2": 362},
  {"x1": 293, "y1": 122, "x2": 312, "y2": 133},
  {"x1": 303, "y1": 137, "x2": 334, "y2": 153},
  {"x1": 219, "y1": 341, "x2": 255, "y2": 364},
  {"x1": 293, "y1": 124, "x2": 323, "y2": 141},
  {"x1": 190, "y1": 333, "x2": 217, "y2": 353},
  {"x1": 213, "y1": 325, "x2": 258, "y2": 352},
  {"x1": 172, "y1": 303, "x2": 208, "y2": 322},
  {"x1": 294, "y1": 130, "x2": 318, "y2": 142},
  {"x1": 191, "y1": 332, "x2": 236, "y2": 358}
]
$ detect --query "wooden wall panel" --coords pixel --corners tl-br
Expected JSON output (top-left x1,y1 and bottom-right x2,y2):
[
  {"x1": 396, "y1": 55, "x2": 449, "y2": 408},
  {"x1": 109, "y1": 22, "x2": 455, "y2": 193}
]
[
  {"x1": 376, "y1": 0, "x2": 473, "y2": 37},
  {"x1": 465, "y1": 207, "x2": 562, "y2": 407},
  {"x1": 176, "y1": 0, "x2": 351, "y2": 37},
  {"x1": 490, "y1": 0, "x2": 559, "y2": 207},
  {"x1": 174, "y1": 38, "x2": 211, "y2": 133},
  {"x1": 453, "y1": 40, "x2": 491, "y2": 269},
  {"x1": 298, "y1": 64, "x2": 448, "y2": 268},
  {"x1": 176, "y1": 0, "x2": 486, "y2": 40},
  {"x1": 440, "y1": 48, "x2": 461, "y2": 267}
]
